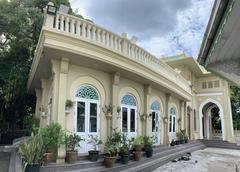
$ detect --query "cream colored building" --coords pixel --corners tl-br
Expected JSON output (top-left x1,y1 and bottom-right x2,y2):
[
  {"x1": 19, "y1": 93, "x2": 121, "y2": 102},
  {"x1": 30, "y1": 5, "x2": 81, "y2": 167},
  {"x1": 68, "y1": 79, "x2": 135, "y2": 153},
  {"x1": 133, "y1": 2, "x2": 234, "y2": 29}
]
[{"x1": 28, "y1": 6, "x2": 235, "y2": 162}]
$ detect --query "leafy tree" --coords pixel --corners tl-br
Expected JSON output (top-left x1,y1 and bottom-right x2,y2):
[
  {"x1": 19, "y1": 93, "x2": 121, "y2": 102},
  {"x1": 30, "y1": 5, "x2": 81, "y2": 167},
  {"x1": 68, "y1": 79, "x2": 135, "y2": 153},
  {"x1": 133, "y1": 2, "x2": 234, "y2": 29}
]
[
  {"x1": 0, "y1": 0, "x2": 72, "y2": 142},
  {"x1": 230, "y1": 86, "x2": 240, "y2": 130}
]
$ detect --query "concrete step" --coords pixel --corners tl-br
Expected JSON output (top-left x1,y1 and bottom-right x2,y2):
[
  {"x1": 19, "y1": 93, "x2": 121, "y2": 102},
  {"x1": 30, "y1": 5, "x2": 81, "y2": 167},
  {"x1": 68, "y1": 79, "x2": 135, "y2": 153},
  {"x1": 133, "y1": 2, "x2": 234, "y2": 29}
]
[
  {"x1": 65, "y1": 141, "x2": 205, "y2": 172},
  {"x1": 198, "y1": 139, "x2": 240, "y2": 150}
]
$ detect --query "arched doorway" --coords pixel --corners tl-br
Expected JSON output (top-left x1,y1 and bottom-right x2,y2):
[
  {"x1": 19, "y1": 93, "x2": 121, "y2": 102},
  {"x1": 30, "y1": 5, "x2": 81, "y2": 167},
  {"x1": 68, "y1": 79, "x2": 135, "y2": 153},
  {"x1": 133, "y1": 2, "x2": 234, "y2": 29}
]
[
  {"x1": 150, "y1": 100, "x2": 161, "y2": 145},
  {"x1": 169, "y1": 107, "x2": 177, "y2": 140},
  {"x1": 121, "y1": 94, "x2": 137, "y2": 139},
  {"x1": 75, "y1": 85, "x2": 100, "y2": 153},
  {"x1": 199, "y1": 99, "x2": 225, "y2": 140}
]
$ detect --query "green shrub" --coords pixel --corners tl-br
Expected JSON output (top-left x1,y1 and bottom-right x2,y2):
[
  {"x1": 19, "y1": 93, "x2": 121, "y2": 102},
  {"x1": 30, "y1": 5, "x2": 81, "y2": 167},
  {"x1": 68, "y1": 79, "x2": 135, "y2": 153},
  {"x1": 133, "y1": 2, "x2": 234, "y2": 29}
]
[{"x1": 65, "y1": 133, "x2": 83, "y2": 152}]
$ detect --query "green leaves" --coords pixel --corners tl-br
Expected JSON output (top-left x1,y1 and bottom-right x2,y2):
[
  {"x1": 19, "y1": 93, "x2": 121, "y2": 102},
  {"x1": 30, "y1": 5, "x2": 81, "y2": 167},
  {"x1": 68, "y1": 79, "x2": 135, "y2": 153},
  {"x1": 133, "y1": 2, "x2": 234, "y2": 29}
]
[{"x1": 65, "y1": 133, "x2": 83, "y2": 152}]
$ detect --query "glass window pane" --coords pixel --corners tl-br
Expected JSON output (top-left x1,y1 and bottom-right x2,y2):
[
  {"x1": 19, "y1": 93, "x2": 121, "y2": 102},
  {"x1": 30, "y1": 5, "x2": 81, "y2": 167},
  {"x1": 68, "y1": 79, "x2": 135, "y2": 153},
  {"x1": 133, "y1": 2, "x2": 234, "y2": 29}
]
[
  {"x1": 89, "y1": 103, "x2": 97, "y2": 132},
  {"x1": 130, "y1": 109, "x2": 135, "y2": 132},
  {"x1": 77, "y1": 102, "x2": 85, "y2": 132},
  {"x1": 169, "y1": 115, "x2": 172, "y2": 132},
  {"x1": 122, "y1": 107, "x2": 128, "y2": 132},
  {"x1": 152, "y1": 112, "x2": 156, "y2": 132},
  {"x1": 173, "y1": 116, "x2": 176, "y2": 132},
  {"x1": 156, "y1": 112, "x2": 159, "y2": 132}
]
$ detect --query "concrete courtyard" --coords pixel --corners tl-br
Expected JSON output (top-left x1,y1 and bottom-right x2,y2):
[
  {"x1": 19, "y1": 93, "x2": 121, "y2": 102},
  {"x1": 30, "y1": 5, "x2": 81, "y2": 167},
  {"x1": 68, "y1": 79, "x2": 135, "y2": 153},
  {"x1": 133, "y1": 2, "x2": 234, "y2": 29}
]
[{"x1": 153, "y1": 148, "x2": 240, "y2": 172}]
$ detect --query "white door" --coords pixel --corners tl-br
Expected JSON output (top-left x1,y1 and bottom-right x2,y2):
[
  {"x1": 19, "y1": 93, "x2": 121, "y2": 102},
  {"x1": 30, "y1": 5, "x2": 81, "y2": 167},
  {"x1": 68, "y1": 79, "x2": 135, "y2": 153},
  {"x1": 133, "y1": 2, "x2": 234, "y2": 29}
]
[
  {"x1": 151, "y1": 111, "x2": 161, "y2": 145},
  {"x1": 121, "y1": 105, "x2": 137, "y2": 140},
  {"x1": 75, "y1": 99, "x2": 100, "y2": 153}
]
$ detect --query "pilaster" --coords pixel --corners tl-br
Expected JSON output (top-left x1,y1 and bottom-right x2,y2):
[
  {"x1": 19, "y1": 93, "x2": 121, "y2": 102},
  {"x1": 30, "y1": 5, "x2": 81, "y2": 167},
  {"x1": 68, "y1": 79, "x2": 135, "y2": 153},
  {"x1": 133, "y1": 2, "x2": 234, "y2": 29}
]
[
  {"x1": 35, "y1": 89, "x2": 42, "y2": 119},
  {"x1": 164, "y1": 93, "x2": 171, "y2": 144},
  {"x1": 111, "y1": 72, "x2": 120, "y2": 135},
  {"x1": 56, "y1": 58, "x2": 69, "y2": 164},
  {"x1": 144, "y1": 85, "x2": 151, "y2": 136}
]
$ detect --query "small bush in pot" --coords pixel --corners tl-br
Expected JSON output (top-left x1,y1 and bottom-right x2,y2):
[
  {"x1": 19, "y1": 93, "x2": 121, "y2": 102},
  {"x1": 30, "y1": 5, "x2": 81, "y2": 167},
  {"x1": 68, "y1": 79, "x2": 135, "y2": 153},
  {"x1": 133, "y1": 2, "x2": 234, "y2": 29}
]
[
  {"x1": 104, "y1": 140, "x2": 118, "y2": 168},
  {"x1": 132, "y1": 136, "x2": 142, "y2": 161},
  {"x1": 170, "y1": 140, "x2": 175, "y2": 146},
  {"x1": 18, "y1": 133, "x2": 45, "y2": 172},
  {"x1": 176, "y1": 130, "x2": 184, "y2": 144},
  {"x1": 40, "y1": 123, "x2": 65, "y2": 163},
  {"x1": 88, "y1": 135, "x2": 102, "y2": 162},
  {"x1": 143, "y1": 136, "x2": 154, "y2": 158},
  {"x1": 119, "y1": 133, "x2": 130, "y2": 164},
  {"x1": 65, "y1": 133, "x2": 83, "y2": 163}
]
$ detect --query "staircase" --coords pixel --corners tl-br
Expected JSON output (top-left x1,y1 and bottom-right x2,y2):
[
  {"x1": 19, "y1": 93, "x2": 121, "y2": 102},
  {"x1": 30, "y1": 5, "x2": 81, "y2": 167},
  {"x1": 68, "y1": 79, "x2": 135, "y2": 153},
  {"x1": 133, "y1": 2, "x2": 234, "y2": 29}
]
[
  {"x1": 40, "y1": 141, "x2": 206, "y2": 172},
  {"x1": 199, "y1": 139, "x2": 240, "y2": 150}
]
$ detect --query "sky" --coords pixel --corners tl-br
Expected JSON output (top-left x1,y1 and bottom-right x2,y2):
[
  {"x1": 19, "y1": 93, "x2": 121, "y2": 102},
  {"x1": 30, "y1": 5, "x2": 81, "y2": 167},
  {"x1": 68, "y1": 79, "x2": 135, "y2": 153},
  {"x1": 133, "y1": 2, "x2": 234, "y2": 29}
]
[{"x1": 69, "y1": 0, "x2": 214, "y2": 58}]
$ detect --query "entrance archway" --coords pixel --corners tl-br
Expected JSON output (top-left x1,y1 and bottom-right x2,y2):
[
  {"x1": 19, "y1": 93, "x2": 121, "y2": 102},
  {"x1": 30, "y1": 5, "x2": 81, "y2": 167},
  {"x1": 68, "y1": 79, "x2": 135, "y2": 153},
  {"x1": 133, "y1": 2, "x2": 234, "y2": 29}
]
[{"x1": 199, "y1": 99, "x2": 225, "y2": 140}]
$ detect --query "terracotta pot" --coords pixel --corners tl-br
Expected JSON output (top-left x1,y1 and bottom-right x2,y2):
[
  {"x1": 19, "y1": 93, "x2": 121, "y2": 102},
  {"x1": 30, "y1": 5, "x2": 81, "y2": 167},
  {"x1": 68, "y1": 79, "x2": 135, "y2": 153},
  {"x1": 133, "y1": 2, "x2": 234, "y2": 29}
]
[
  {"x1": 104, "y1": 156, "x2": 116, "y2": 168},
  {"x1": 133, "y1": 151, "x2": 141, "y2": 161},
  {"x1": 66, "y1": 151, "x2": 78, "y2": 163},
  {"x1": 43, "y1": 152, "x2": 54, "y2": 164}
]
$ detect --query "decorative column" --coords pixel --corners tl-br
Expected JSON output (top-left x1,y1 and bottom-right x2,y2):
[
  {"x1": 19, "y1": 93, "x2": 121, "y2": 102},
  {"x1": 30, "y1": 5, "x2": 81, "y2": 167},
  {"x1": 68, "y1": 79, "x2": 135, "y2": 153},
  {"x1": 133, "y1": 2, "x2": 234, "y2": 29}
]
[
  {"x1": 56, "y1": 58, "x2": 69, "y2": 164},
  {"x1": 35, "y1": 89, "x2": 42, "y2": 119},
  {"x1": 144, "y1": 85, "x2": 151, "y2": 136},
  {"x1": 164, "y1": 94, "x2": 171, "y2": 144},
  {"x1": 180, "y1": 101, "x2": 185, "y2": 130},
  {"x1": 111, "y1": 72, "x2": 120, "y2": 135},
  {"x1": 40, "y1": 79, "x2": 48, "y2": 127}
]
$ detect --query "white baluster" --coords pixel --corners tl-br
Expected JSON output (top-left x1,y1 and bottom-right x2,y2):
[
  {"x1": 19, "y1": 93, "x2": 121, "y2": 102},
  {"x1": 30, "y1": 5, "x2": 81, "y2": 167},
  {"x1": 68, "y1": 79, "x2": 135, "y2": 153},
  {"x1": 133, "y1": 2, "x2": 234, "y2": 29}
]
[
  {"x1": 82, "y1": 22, "x2": 86, "y2": 37},
  {"x1": 60, "y1": 15, "x2": 64, "y2": 31},
  {"x1": 102, "y1": 31, "x2": 106, "y2": 44},
  {"x1": 66, "y1": 16, "x2": 69, "y2": 32},
  {"x1": 76, "y1": 21, "x2": 80, "y2": 36},
  {"x1": 110, "y1": 34, "x2": 114, "y2": 48},
  {"x1": 55, "y1": 14, "x2": 59, "y2": 29},
  {"x1": 86, "y1": 24, "x2": 92, "y2": 39},
  {"x1": 96, "y1": 29, "x2": 101, "y2": 42},
  {"x1": 119, "y1": 38, "x2": 122, "y2": 52},
  {"x1": 105, "y1": 32, "x2": 109, "y2": 46},
  {"x1": 92, "y1": 27, "x2": 96, "y2": 41},
  {"x1": 70, "y1": 19, "x2": 75, "y2": 34}
]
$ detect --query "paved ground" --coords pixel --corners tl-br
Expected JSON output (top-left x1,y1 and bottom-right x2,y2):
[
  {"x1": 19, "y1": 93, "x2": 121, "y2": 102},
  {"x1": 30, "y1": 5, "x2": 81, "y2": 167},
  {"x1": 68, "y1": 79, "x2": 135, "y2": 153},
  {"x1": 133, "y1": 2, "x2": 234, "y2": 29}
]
[
  {"x1": 153, "y1": 148, "x2": 240, "y2": 172},
  {"x1": 0, "y1": 152, "x2": 11, "y2": 172}
]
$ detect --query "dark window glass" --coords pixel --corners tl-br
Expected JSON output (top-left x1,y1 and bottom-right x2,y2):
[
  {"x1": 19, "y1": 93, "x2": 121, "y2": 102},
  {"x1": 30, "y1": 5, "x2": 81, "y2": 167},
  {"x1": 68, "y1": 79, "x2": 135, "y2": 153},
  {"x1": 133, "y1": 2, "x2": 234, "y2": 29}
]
[
  {"x1": 169, "y1": 115, "x2": 172, "y2": 132},
  {"x1": 130, "y1": 109, "x2": 135, "y2": 132},
  {"x1": 77, "y1": 102, "x2": 85, "y2": 132},
  {"x1": 173, "y1": 116, "x2": 176, "y2": 132},
  {"x1": 89, "y1": 103, "x2": 97, "y2": 132},
  {"x1": 194, "y1": 109, "x2": 197, "y2": 131},
  {"x1": 122, "y1": 107, "x2": 128, "y2": 132},
  {"x1": 152, "y1": 112, "x2": 156, "y2": 132}
]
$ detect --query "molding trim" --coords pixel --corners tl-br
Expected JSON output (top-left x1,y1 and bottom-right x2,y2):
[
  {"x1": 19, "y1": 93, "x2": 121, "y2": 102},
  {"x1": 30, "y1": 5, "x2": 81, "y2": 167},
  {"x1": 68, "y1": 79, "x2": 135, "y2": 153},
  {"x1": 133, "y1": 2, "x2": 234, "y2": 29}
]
[{"x1": 196, "y1": 92, "x2": 223, "y2": 97}]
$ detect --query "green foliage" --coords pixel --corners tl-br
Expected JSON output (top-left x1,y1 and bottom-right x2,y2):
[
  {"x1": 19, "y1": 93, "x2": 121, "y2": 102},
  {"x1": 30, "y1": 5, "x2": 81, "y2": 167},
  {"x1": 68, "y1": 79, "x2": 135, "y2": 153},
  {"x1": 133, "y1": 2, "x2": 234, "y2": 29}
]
[
  {"x1": 23, "y1": 114, "x2": 39, "y2": 134},
  {"x1": 231, "y1": 86, "x2": 240, "y2": 130},
  {"x1": 142, "y1": 136, "x2": 154, "y2": 150},
  {"x1": 65, "y1": 132, "x2": 83, "y2": 152},
  {"x1": 18, "y1": 133, "x2": 45, "y2": 168},
  {"x1": 65, "y1": 99, "x2": 74, "y2": 108},
  {"x1": 119, "y1": 133, "x2": 130, "y2": 155},
  {"x1": 0, "y1": 0, "x2": 74, "y2": 140},
  {"x1": 104, "y1": 129, "x2": 122, "y2": 156},
  {"x1": 87, "y1": 135, "x2": 102, "y2": 151},
  {"x1": 40, "y1": 123, "x2": 65, "y2": 151}
]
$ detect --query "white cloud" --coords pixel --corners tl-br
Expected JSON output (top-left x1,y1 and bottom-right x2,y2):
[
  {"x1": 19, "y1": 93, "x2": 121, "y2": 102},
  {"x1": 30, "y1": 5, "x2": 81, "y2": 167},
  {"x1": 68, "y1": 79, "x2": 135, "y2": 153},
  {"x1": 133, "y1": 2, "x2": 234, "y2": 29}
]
[{"x1": 70, "y1": 0, "x2": 214, "y2": 58}]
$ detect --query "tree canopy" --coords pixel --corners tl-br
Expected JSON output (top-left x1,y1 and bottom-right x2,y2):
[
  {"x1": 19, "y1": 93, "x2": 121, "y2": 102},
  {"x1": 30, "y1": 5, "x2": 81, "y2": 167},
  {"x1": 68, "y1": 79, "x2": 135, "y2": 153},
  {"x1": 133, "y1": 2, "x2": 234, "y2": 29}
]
[{"x1": 0, "y1": 0, "x2": 72, "y2": 142}]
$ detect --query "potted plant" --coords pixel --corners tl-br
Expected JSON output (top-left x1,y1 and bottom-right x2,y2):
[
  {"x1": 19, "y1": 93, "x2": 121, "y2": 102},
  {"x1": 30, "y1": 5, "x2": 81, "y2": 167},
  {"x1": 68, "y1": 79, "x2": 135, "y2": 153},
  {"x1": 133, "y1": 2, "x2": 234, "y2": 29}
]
[
  {"x1": 88, "y1": 135, "x2": 102, "y2": 162},
  {"x1": 132, "y1": 136, "x2": 142, "y2": 161},
  {"x1": 18, "y1": 133, "x2": 45, "y2": 172},
  {"x1": 119, "y1": 133, "x2": 130, "y2": 164},
  {"x1": 176, "y1": 130, "x2": 184, "y2": 144},
  {"x1": 65, "y1": 133, "x2": 83, "y2": 163},
  {"x1": 40, "y1": 123, "x2": 65, "y2": 163},
  {"x1": 143, "y1": 136, "x2": 154, "y2": 158},
  {"x1": 104, "y1": 139, "x2": 118, "y2": 168},
  {"x1": 65, "y1": 100, "x2": 74, "y2": 113},
  {"x1": 170, "y1": 140, "x2": 175, "y2": 146}
]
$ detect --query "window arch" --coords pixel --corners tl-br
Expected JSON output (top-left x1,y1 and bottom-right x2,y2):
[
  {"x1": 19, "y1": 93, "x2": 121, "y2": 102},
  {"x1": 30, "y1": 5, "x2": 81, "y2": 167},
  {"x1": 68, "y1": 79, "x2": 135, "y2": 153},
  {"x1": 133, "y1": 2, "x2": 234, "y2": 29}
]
[
  {"x1": 75, "y1": 85, "x2": 99, "y2": 100},
  {"x1": 121, "y1": 94, "x2": 136, "y2": 106},
  {"x1": 151, "y1": 100, "x2": 160, "y2": 111}
]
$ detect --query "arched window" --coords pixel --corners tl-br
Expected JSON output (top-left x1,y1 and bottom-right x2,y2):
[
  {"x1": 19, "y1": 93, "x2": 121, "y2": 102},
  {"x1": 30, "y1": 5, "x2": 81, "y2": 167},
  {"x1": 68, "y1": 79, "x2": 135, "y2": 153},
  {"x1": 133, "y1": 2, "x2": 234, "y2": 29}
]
[
  {"x1": 121, "y1": 94, "x2": 137, "y2": 137},
  {"x1": 150, "y1": 100, "x2": 161, "y2": 145},
  {"x1": 151, "y1": 100, "x2": 160, "y2": 111},
  {"x1": 75, "y1": 85, "x2": 99, "y2": 100}
]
